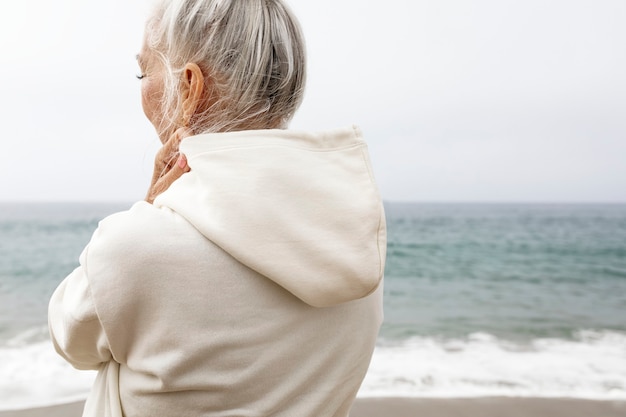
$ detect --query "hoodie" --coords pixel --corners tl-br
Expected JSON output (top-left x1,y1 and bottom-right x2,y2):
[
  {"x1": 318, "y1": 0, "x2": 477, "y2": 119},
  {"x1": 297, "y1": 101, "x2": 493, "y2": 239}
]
[{"x1": 49, "y1": 126, "x2": 386, "y2": 417}]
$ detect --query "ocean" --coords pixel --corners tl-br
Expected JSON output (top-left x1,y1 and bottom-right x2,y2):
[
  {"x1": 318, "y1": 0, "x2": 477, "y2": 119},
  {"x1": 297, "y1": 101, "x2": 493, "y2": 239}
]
[{"x1": 1, "y1": 202, "x2": 625, "y2": 409}]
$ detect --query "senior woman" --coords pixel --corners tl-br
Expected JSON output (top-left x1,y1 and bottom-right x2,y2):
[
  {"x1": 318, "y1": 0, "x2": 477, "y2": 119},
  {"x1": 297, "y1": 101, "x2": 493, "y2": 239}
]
[{"x1": 49, "y1": 0, "x2": 386, "y2": 416}]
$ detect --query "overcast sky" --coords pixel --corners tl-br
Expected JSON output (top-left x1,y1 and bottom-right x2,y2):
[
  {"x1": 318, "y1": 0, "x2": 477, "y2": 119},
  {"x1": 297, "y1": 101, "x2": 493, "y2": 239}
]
[{"x1": 1, "y1": 0, "x2": 624, "y2": 202}]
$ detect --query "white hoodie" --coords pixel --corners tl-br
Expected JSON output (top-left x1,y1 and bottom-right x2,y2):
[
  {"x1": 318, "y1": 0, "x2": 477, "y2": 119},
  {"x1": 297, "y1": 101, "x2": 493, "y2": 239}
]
[{"x1": 49, "y1": 126, "x2": 386, "y2": 417}]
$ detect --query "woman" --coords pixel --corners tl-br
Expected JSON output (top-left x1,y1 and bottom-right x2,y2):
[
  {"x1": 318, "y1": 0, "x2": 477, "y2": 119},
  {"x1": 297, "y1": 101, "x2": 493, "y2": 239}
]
[{"x1": 49, "y1": 1, "x2": 386, "y2": 416}]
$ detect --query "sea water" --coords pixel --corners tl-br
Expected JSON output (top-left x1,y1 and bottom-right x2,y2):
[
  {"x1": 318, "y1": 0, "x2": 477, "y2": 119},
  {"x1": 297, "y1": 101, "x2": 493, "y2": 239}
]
[{"x1": 1, "y1": 202, "x2": 625, "y2": 409}]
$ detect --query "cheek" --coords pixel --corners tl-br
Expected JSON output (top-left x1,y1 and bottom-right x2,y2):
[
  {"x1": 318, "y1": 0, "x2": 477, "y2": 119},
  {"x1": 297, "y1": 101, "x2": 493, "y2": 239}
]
[
  {"x1": 141, "y1": 78, "x2": 164, "y2": 130},
  {"x1": 141, "y1": 80, "x2": 156, "y2": 122}
]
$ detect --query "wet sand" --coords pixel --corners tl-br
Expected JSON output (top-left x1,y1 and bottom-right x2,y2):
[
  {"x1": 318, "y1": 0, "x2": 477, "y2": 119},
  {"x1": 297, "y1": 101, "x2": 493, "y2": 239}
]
[
  {"x1": 351, "y1": 397, "x2": 626, "y2": 417},
  {"x1": 1, "y1": 397, "x2": 625, "y2": 417}
]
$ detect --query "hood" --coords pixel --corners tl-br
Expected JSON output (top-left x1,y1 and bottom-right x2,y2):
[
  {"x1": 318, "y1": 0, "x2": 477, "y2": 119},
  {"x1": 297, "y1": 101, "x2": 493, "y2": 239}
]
[{"x1": 154, "y1": 126, "x2": 386, "y2": 307}]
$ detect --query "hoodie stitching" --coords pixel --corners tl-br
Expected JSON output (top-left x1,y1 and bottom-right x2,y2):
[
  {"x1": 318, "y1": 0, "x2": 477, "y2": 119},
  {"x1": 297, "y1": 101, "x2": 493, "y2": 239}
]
[
  {"x1": 184, "y1": 143, "x2": 365, "y2": 161},
  {"x1": 359, "y1": 147, "x2": 386, "y2": 286}
]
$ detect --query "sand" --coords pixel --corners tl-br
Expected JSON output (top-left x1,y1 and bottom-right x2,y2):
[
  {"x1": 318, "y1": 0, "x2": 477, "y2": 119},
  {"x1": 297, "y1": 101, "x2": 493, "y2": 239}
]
[
  {"x1": 1, "y1": 397, "x2": 625, "y2": 417},
  {"x1": 351, "y1": 398, "x2": 626, "y2": 417},
  {"x1": 0, "y1": 402, "x2": 84, "y2": 417}
]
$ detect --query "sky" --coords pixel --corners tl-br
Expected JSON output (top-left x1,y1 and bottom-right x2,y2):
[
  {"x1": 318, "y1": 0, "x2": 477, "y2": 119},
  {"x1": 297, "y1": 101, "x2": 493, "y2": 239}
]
[{"x1": 1, "y1": 0, "x2": 625, "y2": 202}]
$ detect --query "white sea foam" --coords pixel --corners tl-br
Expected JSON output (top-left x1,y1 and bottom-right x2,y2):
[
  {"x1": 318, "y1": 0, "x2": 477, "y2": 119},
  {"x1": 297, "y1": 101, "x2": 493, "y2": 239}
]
[
  {"x1": 359, "y1": 330, "x2": 626, "y2": 399},
  {"x1": 2, "y1": 329, "x2": 625, "y2": 410},
  {"x1": 0, "y1": 336, "x2": 96, "y2": 410}
]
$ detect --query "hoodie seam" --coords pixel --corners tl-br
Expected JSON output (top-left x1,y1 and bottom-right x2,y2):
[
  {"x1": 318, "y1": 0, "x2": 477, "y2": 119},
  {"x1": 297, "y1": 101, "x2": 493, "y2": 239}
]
[
  {"x1": 184, "y1": 142, "x2": 365, "y2": 160},
  {"x1": 376, "y1": 204, "x2": 386, "y2": 280},
  {"x1": 359, "y1": 147, "x2": 385, "y2": 288}
]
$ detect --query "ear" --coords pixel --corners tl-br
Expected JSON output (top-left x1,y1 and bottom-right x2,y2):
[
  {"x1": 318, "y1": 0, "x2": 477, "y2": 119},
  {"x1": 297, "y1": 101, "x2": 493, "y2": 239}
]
[{"x1": 180, "y1": 63, "x2": 206, "y2": 126}]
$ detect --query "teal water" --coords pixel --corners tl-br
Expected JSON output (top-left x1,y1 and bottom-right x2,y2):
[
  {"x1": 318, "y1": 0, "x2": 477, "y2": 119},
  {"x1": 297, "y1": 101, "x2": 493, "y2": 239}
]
[
  {"x1": 1, "y1": 202, "x2": 624, "y2": 344},
  {"x1": 382, "y1": 203, "x2": 626, "y2": 341},
  {"x1": 0, "y1": 202, "x2": 129, "y2": 342}
]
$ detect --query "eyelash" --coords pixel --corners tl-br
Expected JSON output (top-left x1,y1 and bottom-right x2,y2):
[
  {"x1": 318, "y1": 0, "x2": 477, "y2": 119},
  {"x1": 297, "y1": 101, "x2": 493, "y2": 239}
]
[{"x1": 136, "y1": 74, "x2": 145, "y2": 80}]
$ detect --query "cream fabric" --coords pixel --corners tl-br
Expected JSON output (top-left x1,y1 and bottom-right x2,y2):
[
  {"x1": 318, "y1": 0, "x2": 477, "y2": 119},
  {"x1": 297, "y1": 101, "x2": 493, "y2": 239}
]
[{"x1": 49, "y1": 126, "x2": 386, "y2": 417}]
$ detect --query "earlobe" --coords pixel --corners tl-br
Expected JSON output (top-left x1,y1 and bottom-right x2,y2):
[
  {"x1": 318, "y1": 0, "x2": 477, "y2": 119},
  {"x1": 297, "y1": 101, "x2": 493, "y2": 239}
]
[{"x1": 181, "y1": 63, "x2": 205, "y2": 127}]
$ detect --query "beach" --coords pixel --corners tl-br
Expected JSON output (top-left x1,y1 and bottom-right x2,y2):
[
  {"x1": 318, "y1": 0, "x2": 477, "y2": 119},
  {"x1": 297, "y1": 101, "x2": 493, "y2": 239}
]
[{"x1": 1, "y1": 398, "x2": 625, "y2": 417}]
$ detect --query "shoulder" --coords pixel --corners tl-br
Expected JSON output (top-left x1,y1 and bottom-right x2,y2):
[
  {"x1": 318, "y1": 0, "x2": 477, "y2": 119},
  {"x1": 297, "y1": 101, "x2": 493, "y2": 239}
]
[
  {"x1": 84, "y1": 201, "x2": 201, "y2": 274},
  {"x1": 97, "y1": 201, "x2": 190, "y2": 239}
]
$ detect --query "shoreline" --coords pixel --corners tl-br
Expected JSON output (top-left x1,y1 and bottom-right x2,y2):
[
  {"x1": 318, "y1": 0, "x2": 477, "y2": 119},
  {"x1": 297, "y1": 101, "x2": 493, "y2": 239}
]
[{"x1": 1, "y1": 397, "x2": 625, "y2": 417}]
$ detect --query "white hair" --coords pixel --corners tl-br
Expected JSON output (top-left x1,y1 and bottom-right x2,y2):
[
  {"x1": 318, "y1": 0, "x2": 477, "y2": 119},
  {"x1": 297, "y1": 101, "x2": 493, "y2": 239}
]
[{"x1": 146, "y1": 0, "x2": 307, "y2": 134}]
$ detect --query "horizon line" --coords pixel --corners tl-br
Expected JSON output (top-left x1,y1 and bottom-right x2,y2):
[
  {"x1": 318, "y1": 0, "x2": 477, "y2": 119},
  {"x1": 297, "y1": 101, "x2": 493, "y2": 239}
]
[{"x1": 1, "y1": 199, "x2": 625, "y2": 205}]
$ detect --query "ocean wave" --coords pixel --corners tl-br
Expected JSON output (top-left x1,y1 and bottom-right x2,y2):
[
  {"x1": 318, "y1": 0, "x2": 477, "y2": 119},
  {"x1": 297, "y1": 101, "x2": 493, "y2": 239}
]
[
  {"x1": 2, "y1": 329, "x2": 625, "y2": 410},
  {"x1": 0, "y1": 336, "x2": 96, "y2": 410},
  {"x1": 360, "y1": 330, "x2": 626, "y2": 399}
]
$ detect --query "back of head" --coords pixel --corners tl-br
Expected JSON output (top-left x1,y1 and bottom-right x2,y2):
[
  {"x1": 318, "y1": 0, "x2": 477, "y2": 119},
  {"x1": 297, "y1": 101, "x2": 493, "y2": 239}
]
[{"x1": 146, "y1": 0, "x2": 307, "y2": 134}]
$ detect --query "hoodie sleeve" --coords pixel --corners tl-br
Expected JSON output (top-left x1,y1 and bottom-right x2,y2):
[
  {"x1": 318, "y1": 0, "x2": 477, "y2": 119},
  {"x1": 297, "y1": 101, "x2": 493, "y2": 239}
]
[{"x1": 48, "y1": 246, "x2": 112, "y2": 371}]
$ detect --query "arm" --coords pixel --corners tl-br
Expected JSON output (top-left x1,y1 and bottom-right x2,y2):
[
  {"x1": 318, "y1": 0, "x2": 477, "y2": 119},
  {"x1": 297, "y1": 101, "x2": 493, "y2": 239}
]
[{"x1": 48, "y1": 247, "x2": 112, "y2": 371}]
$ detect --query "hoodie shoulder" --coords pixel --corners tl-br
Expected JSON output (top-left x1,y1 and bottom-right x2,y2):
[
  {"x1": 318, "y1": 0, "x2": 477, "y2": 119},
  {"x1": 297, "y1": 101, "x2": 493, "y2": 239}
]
[{"x1": 84, "y1": 202, "x2": 202, "y2": 277}]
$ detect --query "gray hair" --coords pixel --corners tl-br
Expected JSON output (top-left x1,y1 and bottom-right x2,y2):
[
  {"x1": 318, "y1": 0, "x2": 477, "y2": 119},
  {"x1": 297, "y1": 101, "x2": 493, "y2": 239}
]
[{"x1": 146, "y1": 0, "x2": 306, "y2": 134}]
